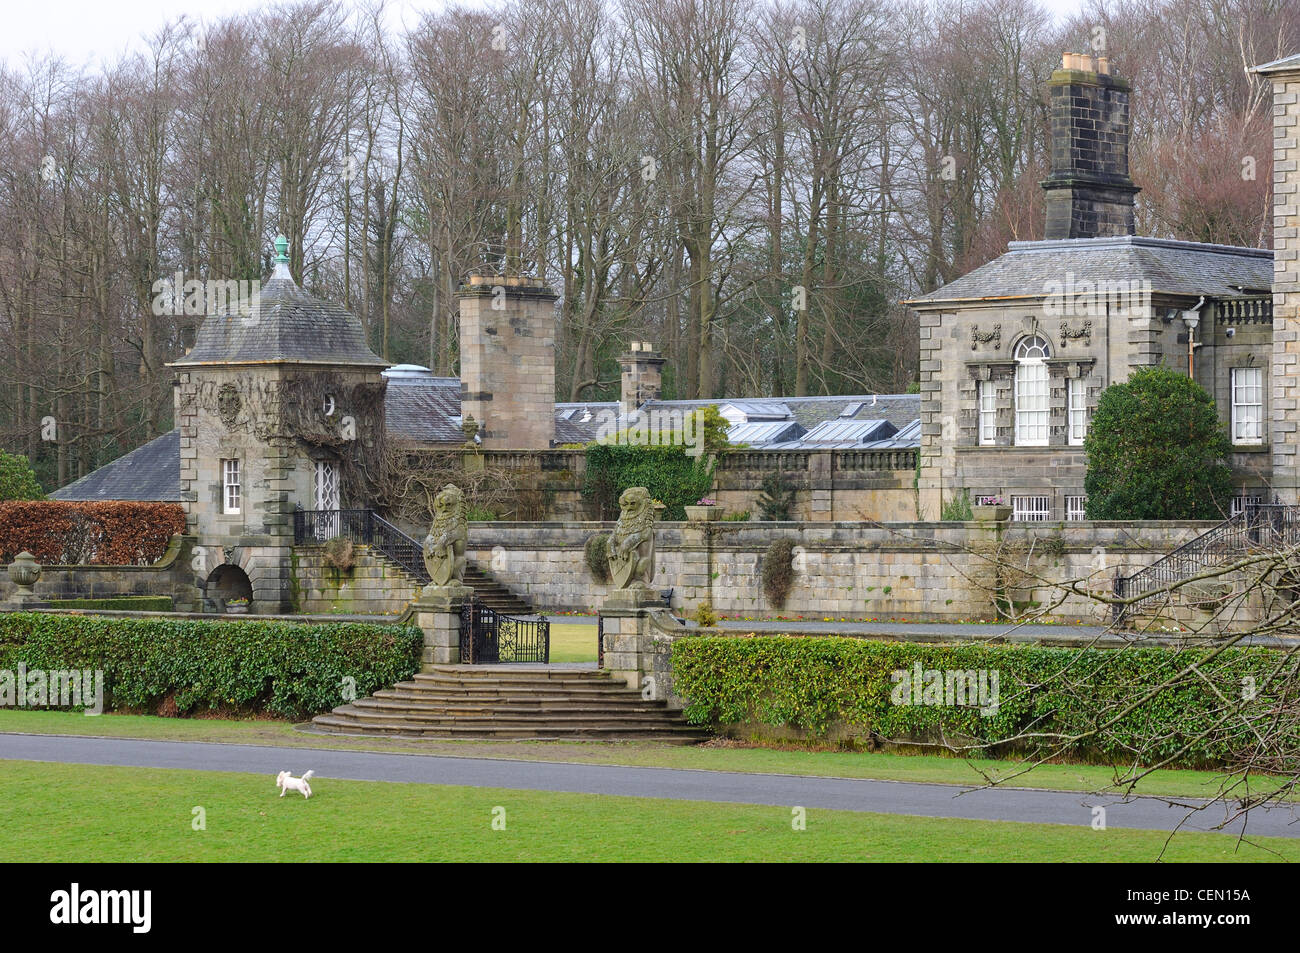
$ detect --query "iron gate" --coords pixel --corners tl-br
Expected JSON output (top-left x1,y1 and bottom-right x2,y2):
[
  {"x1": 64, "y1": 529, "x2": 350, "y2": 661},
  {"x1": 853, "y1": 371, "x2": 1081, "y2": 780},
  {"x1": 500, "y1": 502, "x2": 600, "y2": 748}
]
[{"x1": 459, "y1": 598, "x2": 550, "y2": 664}]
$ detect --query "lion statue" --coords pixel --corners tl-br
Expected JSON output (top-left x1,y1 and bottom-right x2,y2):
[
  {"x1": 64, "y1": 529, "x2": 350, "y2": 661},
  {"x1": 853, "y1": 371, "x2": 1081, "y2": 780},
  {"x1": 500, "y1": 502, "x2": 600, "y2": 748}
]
[
  {"x1": 607, "y1": 486, "x2": 657, "y2": 589},
  {"x1": 422, "y1": 484, "x2": 468, "y2": 587}
]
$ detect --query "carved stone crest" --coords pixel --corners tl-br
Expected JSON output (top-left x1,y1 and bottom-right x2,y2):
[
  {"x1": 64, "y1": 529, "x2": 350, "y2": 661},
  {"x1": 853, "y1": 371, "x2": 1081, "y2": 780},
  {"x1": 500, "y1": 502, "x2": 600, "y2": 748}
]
[
  {"x1": 970, "y1": 323, "x2": 1001, "y2": 350},
  {"x1": 422, "y1": 484, "x2": 468, "y2": 587},
  {"x1": 1060, "y1": 320, "x2": 1092, "y2": 345},
  {"x1": 217, "y1": 383, "x2": 242, "y2": 427},
  {"x1": 607, "y1": 487, "x2": 657, "y2": 590}
]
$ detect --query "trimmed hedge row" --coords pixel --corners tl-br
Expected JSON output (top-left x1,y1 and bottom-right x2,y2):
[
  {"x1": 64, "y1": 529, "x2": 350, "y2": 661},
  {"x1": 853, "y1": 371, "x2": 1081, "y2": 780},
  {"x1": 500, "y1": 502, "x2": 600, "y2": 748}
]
[
  {"x1": 672, "y1": 635, "x2": 1298, "y2": 767},
  {"x1": 0, "y1": 501, "x2": 186, "y2": 565},
  {"x1": 51, "y1": 596, "x2": 175, "y2": 612},
  {"x1": 0, "y1": 613, "x2": 422, "y2": 718}
]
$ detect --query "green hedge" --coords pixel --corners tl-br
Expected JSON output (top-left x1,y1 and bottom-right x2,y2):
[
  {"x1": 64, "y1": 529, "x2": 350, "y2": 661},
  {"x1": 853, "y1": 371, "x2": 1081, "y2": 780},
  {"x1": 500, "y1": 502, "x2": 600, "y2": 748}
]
[
  {"x1": 50, "y1": 596, "x2": 174, "y2": 612},
  {"x1": 672, "y1": 635, "x2": 1297, "y2": 767},
  {"x1": 0, "y1": 613, "x2": 422, "y2": 718}
]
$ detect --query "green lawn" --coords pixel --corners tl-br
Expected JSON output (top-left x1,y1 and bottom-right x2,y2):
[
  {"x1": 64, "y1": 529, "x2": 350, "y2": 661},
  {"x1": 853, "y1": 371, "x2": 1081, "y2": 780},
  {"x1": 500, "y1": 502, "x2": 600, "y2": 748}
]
[
  {"x1": 546, "y1": 621, "x2": 597, "y2": 663},
  {"x1": 0, "y1": 760, "x2": 1290, "y2": 862},
  {"x1": 0, "y1": 709, "x2": 1280, "y2": 802}
]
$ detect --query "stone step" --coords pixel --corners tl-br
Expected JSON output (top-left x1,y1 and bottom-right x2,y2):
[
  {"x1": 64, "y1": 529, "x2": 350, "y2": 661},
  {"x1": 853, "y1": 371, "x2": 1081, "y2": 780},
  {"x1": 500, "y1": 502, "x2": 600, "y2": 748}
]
[
  {"x1": 352, "y1": 698, "x2": 676, "y2": 717},
  {"x1": 332, "y1": 704, "x2": 684, "y2": 726},
  {"x1": 309, "y1": 714, "x2": 705, "y2": 742},
  {"x1": 377, "y1": 688, "x2": 658, "y2": 705}
]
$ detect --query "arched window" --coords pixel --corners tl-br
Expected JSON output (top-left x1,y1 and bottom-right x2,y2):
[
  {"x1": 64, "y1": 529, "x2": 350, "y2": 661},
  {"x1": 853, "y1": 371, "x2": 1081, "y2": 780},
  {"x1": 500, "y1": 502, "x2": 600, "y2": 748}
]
[{"x1": 1014, "y1": 335, "x2": 1050, "y2": 446}]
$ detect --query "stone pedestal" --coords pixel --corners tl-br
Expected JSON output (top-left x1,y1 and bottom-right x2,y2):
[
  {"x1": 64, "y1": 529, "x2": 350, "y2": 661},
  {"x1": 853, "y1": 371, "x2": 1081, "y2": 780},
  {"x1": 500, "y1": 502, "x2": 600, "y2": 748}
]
[
  {"x1": 600, "y1": 589, "x2": 684, "y2": 708},
  {"x1": 414, "y1": 584, "x2": 473, "y2": 668}
]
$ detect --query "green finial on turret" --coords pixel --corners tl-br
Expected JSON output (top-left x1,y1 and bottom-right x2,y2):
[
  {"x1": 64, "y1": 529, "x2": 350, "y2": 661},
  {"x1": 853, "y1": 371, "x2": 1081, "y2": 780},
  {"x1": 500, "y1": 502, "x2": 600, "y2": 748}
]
[{"x1": 274, "y1": 234, "x2": 289, "y2": 263}]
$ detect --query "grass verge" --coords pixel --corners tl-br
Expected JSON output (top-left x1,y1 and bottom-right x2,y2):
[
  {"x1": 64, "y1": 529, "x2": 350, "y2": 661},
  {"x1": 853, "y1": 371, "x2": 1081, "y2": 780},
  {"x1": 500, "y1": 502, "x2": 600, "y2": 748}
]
[{"x1": 0, "y1": 760, "x2": 1291, "y2": 862}]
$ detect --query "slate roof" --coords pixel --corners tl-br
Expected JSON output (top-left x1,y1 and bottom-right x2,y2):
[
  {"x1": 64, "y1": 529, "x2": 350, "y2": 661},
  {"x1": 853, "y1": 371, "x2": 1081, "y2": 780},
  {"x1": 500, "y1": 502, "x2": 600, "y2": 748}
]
[
  {"x1": 171, "y1": 263, "x2": 388, "y2": 367},
  {"x1": 384, "y1": 372, "x2": 464, "y2": 443},
  {"x1": 906, "y1": 236, "x2": 1273, "y2": 305},
  {"x1": 50, "y1": 430, "x2": 181, "y2": 502}
]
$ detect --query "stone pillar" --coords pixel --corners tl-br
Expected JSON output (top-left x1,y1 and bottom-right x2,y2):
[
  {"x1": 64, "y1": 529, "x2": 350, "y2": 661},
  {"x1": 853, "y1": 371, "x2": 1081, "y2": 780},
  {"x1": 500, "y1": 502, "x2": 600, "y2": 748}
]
[
  {"x1": 414, "y1": 584, "x2": 473, "y2": 668},
  {"x1": 599, "y1": 589, "x2": 683, "y2": 707},
  {"x1": 1255, "y1": 55, "x2": 1300, "y2": 503},
  {"x1": 457, "y1": 275, "x2": 558, "y2": 450}
]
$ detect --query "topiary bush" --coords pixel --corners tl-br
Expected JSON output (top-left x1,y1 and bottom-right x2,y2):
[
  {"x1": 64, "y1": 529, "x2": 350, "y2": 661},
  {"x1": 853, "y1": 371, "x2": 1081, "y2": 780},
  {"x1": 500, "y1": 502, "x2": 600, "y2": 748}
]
[
  {"x1": 1084, "y1": 366, "x2": 1233, "y2": 519},
  {"x1": 584, "y1": 533, "x2": 611, "y2": 583},
  {"x1": 0, "y1": 613, "x2": 422, "y2": 718},
  {"x1": 761, "y1": 538, "x2": 798, "y2": 608},
  {"x1": 672, "y1": 635, "x2": 1297, "y2": 767}
]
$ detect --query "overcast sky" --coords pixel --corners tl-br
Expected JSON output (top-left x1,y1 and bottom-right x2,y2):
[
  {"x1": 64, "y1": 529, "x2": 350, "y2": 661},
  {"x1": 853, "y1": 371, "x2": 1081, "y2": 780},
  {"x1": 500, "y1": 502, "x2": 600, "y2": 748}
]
[{"x1": 2, "y1": 0, "x2": 1094, "y2": 70}]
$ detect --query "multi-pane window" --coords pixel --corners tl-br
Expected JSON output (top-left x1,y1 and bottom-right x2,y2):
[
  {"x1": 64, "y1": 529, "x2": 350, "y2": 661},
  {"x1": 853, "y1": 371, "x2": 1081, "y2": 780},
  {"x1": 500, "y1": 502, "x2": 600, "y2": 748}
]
[
  {"x1": 1231, "y1": 367, "x2": 1263, "y2": 445},
  {"x1": 222, "y1": 459, "x2": 241, "y2": 515},
  {"x1": 978, "y1": 380, "x2": 996, "y2": 446},
  {"x1": 1014, "y1": 336, "x2": 1050, "y2": 446},
  {"x1": 1068, "y1": 377, "x2": 1087, "y2": 446},
  {"x1": 1065, "y1": 495, "x2": 1087, "y2": 520},
  {"x1": 314, "y1": 460, "x2": 339, "y2": 510},
  {"x1": 1012, "y1": 495, "x2": 1051, "y2": 521},
  {"x1": 1231, "y1": 493, "x2": 1264, "y2": 517}
]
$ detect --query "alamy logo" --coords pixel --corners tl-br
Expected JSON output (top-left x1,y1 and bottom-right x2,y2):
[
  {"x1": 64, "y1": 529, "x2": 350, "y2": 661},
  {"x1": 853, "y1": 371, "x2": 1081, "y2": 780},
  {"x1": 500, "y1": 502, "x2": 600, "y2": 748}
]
[
  {"x1": 590, "y1": 407, "x2": 708, "y2": 457},
  {"x1": 50, "y1": 883, "x2": 151, "y2": 933},
  {"x1": 1041, "y1": 274, "x2": 1151, "y2": 318},
  {"x1": 890, "y1": 663, "x2": 1000, "y2": 717},
  {"x1": 151, "y1": 270, "x2": 262, "y2": 321},
  {"x1": 0, "y1": 665, "x2": 103, "y2": 714}
]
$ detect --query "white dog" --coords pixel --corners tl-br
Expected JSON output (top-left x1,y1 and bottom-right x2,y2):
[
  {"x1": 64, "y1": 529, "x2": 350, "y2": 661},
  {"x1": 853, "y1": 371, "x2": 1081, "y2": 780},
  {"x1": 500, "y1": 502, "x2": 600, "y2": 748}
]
[{"x1": 276, "y1": 770, "x2": 315, "y2": 799}]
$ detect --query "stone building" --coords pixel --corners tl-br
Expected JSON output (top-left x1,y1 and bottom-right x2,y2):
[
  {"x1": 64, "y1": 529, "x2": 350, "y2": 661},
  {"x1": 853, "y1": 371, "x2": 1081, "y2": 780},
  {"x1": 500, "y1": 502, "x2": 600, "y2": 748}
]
[
  {"x1": 908, "y1": 53, "x2": 1274, "y2": 521},
  {"x1": 169, "y1": 237, "x2": 390, "y2": 611}
]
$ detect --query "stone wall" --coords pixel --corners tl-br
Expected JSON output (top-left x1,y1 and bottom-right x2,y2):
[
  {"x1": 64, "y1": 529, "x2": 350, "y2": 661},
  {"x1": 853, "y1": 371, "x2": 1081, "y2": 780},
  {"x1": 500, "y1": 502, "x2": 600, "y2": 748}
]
[
  {"x1": 1267, "y1": 62, "x2": 1300, "y2": 502},
  {"x1": 291, "y1": 544, "x2": 421, "y2": 615},
  {"x1": 0, "y1": 535, "x2": 200, "y2": 609},
  {"x1": 417, "y1": 446, "x2": 919, "y2": 523},
  {"x1": 468, "y1": 519, "x2": 1214, "y2": 623}
]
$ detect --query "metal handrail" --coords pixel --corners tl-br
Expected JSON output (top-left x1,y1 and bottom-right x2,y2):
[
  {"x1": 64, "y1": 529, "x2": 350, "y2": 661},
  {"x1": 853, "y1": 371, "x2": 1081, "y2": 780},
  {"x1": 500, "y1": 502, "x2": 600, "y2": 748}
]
[
  {"x1": 293, "y1": 507, "x2": 431, "y2": 584},
  {"x1": 1114, "y1": 503, "x2": 1300, "y2": 619}
]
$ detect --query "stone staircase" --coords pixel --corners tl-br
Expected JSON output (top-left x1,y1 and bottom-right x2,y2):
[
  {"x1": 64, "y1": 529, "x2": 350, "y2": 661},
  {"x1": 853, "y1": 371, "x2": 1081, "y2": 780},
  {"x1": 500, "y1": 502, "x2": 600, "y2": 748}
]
[
  {"x1": 311, "y1": 665, "x2": 707, "y2": 742},
  {"x1": 463, "y1": 563, "x2": 534, "y2": 615}
]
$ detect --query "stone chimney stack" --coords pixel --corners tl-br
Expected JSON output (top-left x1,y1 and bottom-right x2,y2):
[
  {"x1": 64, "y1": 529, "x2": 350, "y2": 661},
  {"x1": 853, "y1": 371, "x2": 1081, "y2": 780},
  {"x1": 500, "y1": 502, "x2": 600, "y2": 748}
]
[
  {"x1": 1042, "y1": 52, "x2": 1140, "y2": 239},
  {"x1": 457, "y1": 275, "x2": 558, "y2": 449},
  {"x1": 1252, "y1": 52, "x2": 1300, "y2": 502},
  {"x1": 619, "y1": 341, "x2": 665, "y2": 415}
]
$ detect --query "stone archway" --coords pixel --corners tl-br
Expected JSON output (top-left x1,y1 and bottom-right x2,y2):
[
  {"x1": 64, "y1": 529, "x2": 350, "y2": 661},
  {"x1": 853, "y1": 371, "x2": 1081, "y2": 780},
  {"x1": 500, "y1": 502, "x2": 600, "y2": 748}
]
[{"x1": 205, "y1": 564, "x2": 254, "y2": 611}]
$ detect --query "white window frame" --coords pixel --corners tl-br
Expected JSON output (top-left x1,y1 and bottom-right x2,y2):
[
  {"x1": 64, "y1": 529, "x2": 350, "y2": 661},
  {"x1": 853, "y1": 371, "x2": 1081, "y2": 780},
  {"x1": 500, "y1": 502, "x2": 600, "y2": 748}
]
[
  {"x1": 1067, "y1": 377, "x2": 1086, "y2": 446},
  {"x1": 1230, "y1": 367, "x2": 1263, "y2": 445},
  {"x1": 1014, "y1": 336, "x2": 1050, "y2": 447},
  {"x1": 222, "y1": 459, "x2": 241, "y2": 515},
  {"x1": 977, "y1": 380, "x2": 996, "y2": 446},
  {"x1": 1065, "y1": 495, "x2": 1087, "y2": 521},
  {"x1": 1230, "y1": 493, "x2": 1263, "y2": 517},
  {"x1": 1012, "y1": 495, "x2": 1051, "y2": 521},
  {"x1": 313, "y1": 460, "x2": 340, "y2": 511}
]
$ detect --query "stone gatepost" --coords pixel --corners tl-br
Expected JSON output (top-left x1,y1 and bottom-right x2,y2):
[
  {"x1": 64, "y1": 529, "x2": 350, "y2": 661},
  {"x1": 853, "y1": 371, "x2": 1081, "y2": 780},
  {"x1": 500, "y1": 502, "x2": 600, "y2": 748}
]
[
  {"x1": 600, "y1": 589, "x2": 684, "y2": 708},
  {"x1": 414, "y1": 584, "x2": 473, "y2": 668}
]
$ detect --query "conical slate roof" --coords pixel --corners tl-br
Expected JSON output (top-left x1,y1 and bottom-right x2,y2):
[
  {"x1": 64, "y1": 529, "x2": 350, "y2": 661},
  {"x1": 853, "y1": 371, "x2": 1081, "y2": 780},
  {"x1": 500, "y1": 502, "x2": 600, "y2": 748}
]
[{"x1": 171, "y1": 237, "x2": 387, "y2": 367}]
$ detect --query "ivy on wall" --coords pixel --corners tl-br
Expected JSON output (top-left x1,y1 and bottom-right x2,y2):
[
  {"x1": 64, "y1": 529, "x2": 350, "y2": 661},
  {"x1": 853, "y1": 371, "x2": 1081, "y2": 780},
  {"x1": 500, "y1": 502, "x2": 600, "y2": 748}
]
[{"x1": 582, "y1": 444, "x2": 715, "y2": 520}]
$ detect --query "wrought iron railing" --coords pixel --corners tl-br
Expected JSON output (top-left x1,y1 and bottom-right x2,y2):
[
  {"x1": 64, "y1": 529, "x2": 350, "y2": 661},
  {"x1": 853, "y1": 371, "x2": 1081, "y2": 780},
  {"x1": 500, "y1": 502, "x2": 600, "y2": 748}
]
[
  {"x1": 460, "y1": 597, "x2": 550, "y2": 664},
  {"x1": 292, "y1": 507, "x2": 431, "y2": 584},
  {"x1": 1113, "y1": 504, "x2": 1300, "y2": 619}
]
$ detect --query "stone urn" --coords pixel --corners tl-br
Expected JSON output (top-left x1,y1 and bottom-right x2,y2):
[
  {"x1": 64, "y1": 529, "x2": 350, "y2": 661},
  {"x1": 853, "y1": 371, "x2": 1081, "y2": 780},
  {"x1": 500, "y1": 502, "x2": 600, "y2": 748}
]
[
  {"x1": 8, "y1": 551, "x2": 41, "y2": 591},
  {"x1": 972, "y1": 504, "x2": 1012, "y2": 522},
  {"x1": 225, "y1": 601, "x2": 250, "y2": 615},
  {"x1": 684, "y1": 504, "x2": 724, "y2": 522}
]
